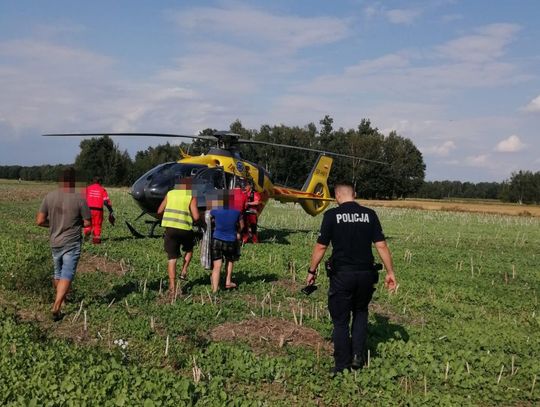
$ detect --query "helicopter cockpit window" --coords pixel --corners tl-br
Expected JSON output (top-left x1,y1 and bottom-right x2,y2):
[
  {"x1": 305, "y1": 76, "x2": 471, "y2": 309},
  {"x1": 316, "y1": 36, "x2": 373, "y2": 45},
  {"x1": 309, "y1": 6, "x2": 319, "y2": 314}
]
[
  {"x1": 138, "y1": 162, "x2": 175, "y2": 181},
  {"x1": 194, "y1": 167, "x2": 228, "y2": 190},
  {"x1": 147, "y1": 163, "x2": 206, "y2": 185},
  {"x1": 157, "y1": 163, "x2": 178, "y2": 180}
]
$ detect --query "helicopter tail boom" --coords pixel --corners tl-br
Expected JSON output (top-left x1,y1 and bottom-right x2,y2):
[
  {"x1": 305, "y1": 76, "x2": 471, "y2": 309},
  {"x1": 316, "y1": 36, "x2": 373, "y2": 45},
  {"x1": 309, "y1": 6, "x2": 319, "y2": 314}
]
[{"x1": 272, "y1": 155, "x2": 333, "y2": 216}]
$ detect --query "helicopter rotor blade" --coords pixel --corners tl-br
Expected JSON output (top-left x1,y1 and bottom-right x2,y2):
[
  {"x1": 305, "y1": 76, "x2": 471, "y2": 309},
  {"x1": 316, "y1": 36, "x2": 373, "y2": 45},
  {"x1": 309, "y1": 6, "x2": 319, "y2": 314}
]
[
  {"x1": 42, "y1": 132, "x2": 218, "y2": 142},
  {"x1": 238, "y1": 139, "x2": 388, "y2": 165},
  {"x1": 43, "y1": 131, "x2": 387, "y2": 164}
]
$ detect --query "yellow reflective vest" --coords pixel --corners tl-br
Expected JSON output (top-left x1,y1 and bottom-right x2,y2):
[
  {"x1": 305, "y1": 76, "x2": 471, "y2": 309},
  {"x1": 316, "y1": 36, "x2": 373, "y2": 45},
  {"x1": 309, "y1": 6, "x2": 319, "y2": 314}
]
[{"x1": 161, "y1": 189, "x2": 192, "y2": 230}]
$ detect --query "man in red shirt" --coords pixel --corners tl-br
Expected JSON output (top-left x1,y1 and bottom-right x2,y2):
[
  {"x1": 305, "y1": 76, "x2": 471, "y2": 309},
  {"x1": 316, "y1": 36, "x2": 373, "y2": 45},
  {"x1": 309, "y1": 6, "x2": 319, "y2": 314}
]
[
  {"x1": 231, "y1": 184, "x2": 247, "y2": 212},
  {"x1": 242, "y1": 182, "x2": 261, "y2": 243},
  {"x1": 84, "y1": 176, "x2": 114, "y2": 244}
]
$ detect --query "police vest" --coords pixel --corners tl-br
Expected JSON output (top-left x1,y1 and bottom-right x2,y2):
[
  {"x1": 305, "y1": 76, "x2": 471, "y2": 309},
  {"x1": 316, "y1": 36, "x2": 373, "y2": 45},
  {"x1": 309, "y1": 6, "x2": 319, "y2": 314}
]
[{"x1": 161, "y1": 189, "x2": 192, "y2": 230}]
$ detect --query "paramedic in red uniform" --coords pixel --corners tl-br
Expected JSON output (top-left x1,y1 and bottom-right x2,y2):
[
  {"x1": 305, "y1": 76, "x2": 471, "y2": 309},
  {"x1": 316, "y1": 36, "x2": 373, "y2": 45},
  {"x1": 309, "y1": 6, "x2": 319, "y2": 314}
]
[
  {"x1": 242, "y1": 182, "x2": 261, "y2": 243},
  {"x1": 84, "y1": 176, "x2": 114, "y2": 244}
]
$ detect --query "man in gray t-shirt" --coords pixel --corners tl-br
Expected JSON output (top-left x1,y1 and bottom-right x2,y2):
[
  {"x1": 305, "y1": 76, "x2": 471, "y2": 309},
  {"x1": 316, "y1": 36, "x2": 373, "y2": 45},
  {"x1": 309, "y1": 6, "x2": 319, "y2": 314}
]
[{"x1": 37, "y1": 168, "x2": 91, "y2": 321}]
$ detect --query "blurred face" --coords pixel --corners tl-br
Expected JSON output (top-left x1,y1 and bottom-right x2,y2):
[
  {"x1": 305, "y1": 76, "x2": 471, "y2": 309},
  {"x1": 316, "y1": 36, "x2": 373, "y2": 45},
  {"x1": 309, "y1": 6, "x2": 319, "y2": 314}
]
[
  {"x1": 59, "y1": 170, "x2": 77, "y2": 191},
  {"x1": 177, "y1": 178, "x2": 193, "y2": 190}
]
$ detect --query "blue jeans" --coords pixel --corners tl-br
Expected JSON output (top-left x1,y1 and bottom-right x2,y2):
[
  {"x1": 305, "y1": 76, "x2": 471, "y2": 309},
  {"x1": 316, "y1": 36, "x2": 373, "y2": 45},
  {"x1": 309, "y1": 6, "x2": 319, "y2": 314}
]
[{"x1": 51, "y1": 240, "x2": 82, "y2": 281}]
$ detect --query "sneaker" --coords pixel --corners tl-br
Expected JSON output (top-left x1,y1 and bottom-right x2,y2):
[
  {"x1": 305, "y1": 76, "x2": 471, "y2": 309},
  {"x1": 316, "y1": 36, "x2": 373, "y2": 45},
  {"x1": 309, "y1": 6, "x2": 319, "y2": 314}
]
[{"x1": 92, "y1": 237, "x2": 101, "y2": 244}]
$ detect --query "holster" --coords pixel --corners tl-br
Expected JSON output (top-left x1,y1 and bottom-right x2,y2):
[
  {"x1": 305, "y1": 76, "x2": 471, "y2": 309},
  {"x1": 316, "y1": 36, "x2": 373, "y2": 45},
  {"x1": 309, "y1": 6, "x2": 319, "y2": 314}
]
[
  {"x1": 324, "y1": 256, "x2": 334, "y2": 277},
  {"x1": 372, "y1": 263, "x2": 383, "y2": 272},
  {"x1": 371, "y1": 263, "x2": 382, "y2": 285}
]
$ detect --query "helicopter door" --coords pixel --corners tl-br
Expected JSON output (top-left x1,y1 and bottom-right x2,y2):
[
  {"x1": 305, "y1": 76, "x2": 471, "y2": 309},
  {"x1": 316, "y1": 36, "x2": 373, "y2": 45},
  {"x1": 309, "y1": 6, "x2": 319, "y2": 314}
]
[{"x1": 191, "y1": 167, "x2": 225, "y2": 208}]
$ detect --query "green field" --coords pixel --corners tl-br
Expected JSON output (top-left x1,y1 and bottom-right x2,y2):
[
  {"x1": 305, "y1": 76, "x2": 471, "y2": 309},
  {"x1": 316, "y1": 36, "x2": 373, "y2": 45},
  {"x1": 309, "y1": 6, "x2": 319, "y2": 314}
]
[{"x1": 1, "y1": 180, "x2": 539, "y2": 406}]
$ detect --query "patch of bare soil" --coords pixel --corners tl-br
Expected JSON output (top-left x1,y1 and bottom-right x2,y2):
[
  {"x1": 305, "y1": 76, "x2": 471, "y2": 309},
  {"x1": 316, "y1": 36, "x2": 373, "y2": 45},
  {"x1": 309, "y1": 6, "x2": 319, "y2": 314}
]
[
  {"x1": 210, "y1": 316, "x2": 332, "y2": 353},
  {"x1": 77, "y1": 252, "x2": 128, "y2": 276},
  {"x1": 271, "y1": 278, "x2": 303, "y2": 294}
]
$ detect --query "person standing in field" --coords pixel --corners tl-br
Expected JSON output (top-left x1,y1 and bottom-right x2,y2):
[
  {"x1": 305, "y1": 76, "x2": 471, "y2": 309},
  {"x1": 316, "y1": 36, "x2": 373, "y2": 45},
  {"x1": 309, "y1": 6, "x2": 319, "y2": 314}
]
[
  {"x1": 305, "y1": 181, "x2": 397, "y2": 374},
  {"x1": 157, "y1": 178, "x2": 200, "y2": 297},
  {"x1": 36, "y1": 168, "x2": 91, "y2": 321},
  {"x1": 84, "y1": 176, "x2": 115, "y2": 244},
  {"x1": 242, "y1": 182, "x2": 261, "y2": 243},
  {"x1": 231, "y1": 181, "x2": 247, "y2": 213},
  {"x1": 210, "y1": 191, "x2": 244, "y2": 292}
]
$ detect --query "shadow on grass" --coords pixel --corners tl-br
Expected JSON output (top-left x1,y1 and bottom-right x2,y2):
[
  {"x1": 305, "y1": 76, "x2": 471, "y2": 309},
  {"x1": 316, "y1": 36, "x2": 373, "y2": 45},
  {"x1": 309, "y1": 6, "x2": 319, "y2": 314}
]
[
  {"x1": 98, "y1": 270, "x2": 279, "y2": 303},
  {"x1": 367, "y1": 314, "x2": 409, "y2": 357},
  {"x1": 183, "y1": 271, "x2": 279, "y2": 293},
  {"x1": 257, "y1": 226, "x2": 314, "y2": 245}
]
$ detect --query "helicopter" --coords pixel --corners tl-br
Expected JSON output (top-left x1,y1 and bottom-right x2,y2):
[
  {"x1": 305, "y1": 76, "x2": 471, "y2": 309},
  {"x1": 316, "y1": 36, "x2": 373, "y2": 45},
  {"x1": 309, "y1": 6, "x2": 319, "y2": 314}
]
[{"x1": 43, "y1": 130, "x2": 385, "y2": 237}]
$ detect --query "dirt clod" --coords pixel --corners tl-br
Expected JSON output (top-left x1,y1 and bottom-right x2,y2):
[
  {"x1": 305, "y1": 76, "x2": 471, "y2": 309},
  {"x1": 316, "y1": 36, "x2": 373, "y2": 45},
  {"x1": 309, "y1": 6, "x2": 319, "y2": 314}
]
[
  {"x1": 210, "y1": 317, "x2": 332, "y2": 353},
  {"x1": 77, "y1": 253, "x2": 127, "y2": 276}
]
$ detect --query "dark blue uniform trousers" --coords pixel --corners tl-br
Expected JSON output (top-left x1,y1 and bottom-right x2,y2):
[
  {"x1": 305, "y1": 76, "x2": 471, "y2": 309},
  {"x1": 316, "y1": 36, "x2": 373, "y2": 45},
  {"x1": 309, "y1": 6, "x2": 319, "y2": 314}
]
[{"x1": 328, "y1": 270, "x2": 378, "y2": 372}]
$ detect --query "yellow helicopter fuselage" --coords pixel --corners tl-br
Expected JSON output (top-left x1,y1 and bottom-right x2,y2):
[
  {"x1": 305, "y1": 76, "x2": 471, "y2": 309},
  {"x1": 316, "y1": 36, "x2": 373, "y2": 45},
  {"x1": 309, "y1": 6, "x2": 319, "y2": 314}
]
[{"x1": 178, "y1": 148, "x2": 333, "y2": 216}]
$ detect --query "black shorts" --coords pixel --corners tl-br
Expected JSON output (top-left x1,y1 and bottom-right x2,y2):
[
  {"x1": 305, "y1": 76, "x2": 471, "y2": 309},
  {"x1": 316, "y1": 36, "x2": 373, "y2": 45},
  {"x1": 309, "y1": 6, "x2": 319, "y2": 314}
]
[
  {"x1": 164, "y1": 228, "x2": 194, "y2": 260},
  {"x1": 211, "y1": 238, "x2": 240, "y2": 262}
]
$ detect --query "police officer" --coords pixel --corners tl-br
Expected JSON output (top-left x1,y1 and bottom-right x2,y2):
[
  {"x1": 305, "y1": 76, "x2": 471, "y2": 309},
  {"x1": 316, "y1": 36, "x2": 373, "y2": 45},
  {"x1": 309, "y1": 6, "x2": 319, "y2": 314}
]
[
  {"x1": 306, "y1": 181, "x2": 397, "y2": 374},
  {"x1": 157, "y1": 178, "x2": 200, "y2": 297}
]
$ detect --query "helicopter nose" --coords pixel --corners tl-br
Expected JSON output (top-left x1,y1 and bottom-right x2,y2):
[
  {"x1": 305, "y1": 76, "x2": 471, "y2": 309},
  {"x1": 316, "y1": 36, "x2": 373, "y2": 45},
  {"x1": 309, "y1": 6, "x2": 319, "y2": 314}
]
[
  {"x1": 130, "y1": 178, "x2": 147, "y2": 201},
  {"x1": 147, "y1": 174, "x2": 175, "y2": 197}
]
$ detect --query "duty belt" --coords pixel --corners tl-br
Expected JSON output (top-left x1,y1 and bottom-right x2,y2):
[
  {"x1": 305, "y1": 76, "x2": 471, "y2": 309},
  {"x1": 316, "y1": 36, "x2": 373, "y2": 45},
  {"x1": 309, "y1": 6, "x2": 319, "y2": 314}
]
[{"x1": 334, "y1": 264, "x2": 374, "y2": 273}]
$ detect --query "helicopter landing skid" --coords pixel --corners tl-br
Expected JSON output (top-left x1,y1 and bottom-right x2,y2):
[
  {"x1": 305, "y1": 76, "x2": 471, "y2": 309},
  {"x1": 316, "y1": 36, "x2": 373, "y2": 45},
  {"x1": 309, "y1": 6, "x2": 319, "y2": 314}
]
[
  {"x1": 125, "y1": 219, "x2": 162, "y2": 238},
  {"x1": 146, "y1": 219, "x2": 161, "y2": 238},
  {"x1": 125, "y1": 220, "x2": 145, "y2": 238},
  {"x1": 125, "y1": 209, "x2": 163, "y2": 238}
]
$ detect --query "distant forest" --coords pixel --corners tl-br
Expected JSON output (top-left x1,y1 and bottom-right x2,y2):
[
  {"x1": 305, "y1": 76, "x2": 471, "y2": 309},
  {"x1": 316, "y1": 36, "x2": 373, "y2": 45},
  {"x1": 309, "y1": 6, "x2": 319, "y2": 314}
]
[{"x1": 1, "y1": 118, "x2": 539, "y2": 204}]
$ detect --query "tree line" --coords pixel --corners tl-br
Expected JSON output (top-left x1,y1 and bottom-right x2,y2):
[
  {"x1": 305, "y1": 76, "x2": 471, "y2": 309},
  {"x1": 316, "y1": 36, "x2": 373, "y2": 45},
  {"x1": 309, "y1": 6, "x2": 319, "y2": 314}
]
[
  {"x1": 1, "y1": 117, "x2": 538, "y2": 203},
  {"x1": 414, "y1": 171, "x2": 540, "y2": 204}
]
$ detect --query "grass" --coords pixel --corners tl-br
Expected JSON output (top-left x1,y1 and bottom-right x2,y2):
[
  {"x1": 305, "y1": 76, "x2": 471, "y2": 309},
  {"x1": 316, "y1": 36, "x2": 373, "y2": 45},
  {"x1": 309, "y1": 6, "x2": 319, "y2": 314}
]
[{"x1": 0, "y1": 180, "x2": 539, "y2": 406}]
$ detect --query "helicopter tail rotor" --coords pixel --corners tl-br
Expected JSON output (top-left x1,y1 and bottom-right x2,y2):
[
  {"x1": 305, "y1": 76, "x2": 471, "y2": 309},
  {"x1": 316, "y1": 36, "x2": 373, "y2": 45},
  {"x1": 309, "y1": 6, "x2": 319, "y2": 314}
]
[{"x1": 300, "y1": 155, "x2": 333, "y2": 216}]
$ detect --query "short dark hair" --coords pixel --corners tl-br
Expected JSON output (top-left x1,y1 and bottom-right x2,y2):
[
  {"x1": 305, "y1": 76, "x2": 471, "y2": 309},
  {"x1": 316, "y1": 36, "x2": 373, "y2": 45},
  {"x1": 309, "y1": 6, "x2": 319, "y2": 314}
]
[
  {"x1": 333, "y1": 181, "x2": 354, "y2": 190},
  {"x1": 60, "y1": 167, "x2": 77, "y2": 187},
  {"x1": 92, "y1": 176, "x2": 102, "y2": 184}
]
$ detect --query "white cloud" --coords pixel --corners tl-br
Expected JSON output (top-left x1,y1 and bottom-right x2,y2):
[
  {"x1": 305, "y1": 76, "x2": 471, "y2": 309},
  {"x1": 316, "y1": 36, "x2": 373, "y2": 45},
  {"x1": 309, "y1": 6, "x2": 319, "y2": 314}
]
[
  {"x1": 466, "y1": 154, "x2": 490, "y2": 167},
  {"x1": 290, "y1": 22, "x2": 529, "y2": 109},
  {"x1": 495, "y1": 134, "x2": 525, "y2": 152},
  {"x1": 422, "y1": 140, "x2": 456, "y2": 156},
  {"x1": 436, "y1": 23, "x2": 520, "y2": 63},
  {"x1": 0, "y1": 35, "x2": 270, "y2": 139},
  {"x1": 0, "y1": 39, "x2": 113, "y2": 67},
  {"x1": 0, "y1": 39, "x2": 117, "y2": 132},
  {"x1": 170, "y1": 4, "x2": 350, "y2": 53},
  {"x1": 386, "y1": 8, "x2": 422, "y2": 25},
  {"x1": 523, "y1": 95, "x2": 540, "y2": 113},
  {"x1": 343, "y1": 53, "x2": 410, "y2": 76},
  {"x1": 363, "y1": 5, "x2": 379, "y2": 19},
  {"x1": 363, "y1": 4, "x2": 422, "y2": 25}
]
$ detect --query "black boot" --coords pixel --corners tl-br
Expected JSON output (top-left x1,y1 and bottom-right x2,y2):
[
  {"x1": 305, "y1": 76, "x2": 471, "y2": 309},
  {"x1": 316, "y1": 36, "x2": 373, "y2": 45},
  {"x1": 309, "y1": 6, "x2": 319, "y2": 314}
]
[{"x1": 351, "y1": 354, "x2": 364, "y2": 370}]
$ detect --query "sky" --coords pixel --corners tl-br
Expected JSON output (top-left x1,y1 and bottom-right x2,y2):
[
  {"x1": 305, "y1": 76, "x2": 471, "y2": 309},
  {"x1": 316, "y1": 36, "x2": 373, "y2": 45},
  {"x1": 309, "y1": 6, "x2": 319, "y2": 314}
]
[{"x1": 0, "y1": 0, "x2": 539, "y2": 182}]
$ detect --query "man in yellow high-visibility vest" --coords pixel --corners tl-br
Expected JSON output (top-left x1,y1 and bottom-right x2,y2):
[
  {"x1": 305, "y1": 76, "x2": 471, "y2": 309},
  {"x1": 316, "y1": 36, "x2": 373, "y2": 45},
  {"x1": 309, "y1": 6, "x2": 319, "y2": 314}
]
[{"x1": 157, "y1": 178, "x2": 200, "y2": 297}]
